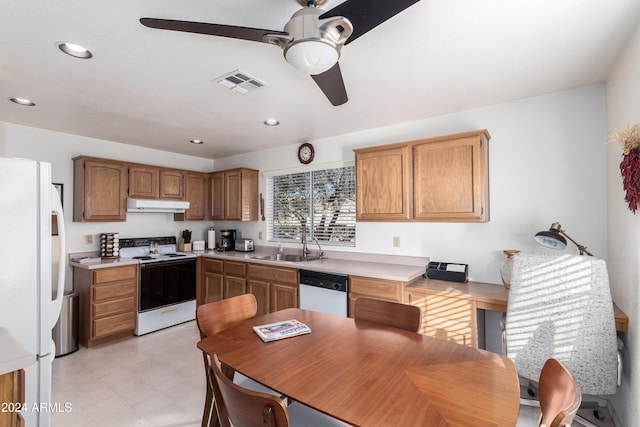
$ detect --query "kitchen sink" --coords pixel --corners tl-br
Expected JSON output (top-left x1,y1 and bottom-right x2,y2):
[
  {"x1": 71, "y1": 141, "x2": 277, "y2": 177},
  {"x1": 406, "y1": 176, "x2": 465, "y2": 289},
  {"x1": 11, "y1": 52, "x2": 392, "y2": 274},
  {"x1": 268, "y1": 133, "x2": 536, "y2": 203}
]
[{"x1": 251, "y1": 254, "x2": 322, "y2": 262}]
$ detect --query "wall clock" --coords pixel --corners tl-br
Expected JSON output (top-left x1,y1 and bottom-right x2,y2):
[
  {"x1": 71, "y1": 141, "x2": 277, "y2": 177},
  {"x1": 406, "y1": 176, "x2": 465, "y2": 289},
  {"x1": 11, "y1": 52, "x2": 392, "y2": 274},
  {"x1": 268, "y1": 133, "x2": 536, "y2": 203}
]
[{"x1": 298, "y1": 143, "x2": 314, "y2": 164}]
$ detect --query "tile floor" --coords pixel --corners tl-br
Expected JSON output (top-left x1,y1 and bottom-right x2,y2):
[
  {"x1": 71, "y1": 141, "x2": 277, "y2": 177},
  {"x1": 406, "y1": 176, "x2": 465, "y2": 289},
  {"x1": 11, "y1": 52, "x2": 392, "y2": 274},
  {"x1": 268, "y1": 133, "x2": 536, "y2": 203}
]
[{"x1": 51, "y1": 320, "x2": 541, "y2": 426}]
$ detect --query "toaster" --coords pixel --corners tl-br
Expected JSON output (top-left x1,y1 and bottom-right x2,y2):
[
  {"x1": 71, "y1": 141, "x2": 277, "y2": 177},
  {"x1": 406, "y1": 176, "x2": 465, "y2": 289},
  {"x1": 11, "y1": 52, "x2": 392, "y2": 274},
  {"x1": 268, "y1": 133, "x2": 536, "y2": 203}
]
[{"x1": 235, "y1": 238, "x2": 255, "y2": 252}]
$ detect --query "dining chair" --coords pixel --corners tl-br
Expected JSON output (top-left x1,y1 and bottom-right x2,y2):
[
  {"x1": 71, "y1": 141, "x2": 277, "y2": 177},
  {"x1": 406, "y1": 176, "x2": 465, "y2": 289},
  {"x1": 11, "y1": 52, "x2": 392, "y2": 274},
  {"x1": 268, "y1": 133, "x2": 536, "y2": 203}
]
[
  {"x1": 210, "y1": 354, "x2": 350, "y2": 427},
  {"x1": 353, "y1": 297, "x2": 422, "y2": 333},
  {"x1": 537, "y1": 358, "x2": 582, "y2": 427},
  {"x1": 196, "y1": 294, "x2": 264, "y2": 427}
]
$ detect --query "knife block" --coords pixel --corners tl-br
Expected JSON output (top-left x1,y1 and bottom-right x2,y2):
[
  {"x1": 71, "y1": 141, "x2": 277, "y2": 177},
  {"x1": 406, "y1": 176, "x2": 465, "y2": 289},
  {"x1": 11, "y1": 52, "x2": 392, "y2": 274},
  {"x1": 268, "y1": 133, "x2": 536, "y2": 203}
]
[{"x1": 179, "y1": 238, "x2": 192, "y2": 252}]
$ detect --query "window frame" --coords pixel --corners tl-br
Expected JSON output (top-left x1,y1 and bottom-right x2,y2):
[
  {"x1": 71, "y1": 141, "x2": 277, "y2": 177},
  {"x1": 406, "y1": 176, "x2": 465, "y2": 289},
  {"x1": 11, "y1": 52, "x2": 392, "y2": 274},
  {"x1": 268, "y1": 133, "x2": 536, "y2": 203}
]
[{"x1": 264, "y1": 161, "x2": 356, "y2": 247}]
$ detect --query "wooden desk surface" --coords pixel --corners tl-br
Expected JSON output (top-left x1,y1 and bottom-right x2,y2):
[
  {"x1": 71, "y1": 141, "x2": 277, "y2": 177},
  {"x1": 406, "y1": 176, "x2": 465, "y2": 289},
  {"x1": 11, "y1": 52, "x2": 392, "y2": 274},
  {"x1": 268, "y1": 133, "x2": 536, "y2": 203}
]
[
  {"x1": 199, "y1": 308, "x2": 520, "y2": 427},
  {"x1": 407, "y1": 277, "x2": 629, "y2": 333}
]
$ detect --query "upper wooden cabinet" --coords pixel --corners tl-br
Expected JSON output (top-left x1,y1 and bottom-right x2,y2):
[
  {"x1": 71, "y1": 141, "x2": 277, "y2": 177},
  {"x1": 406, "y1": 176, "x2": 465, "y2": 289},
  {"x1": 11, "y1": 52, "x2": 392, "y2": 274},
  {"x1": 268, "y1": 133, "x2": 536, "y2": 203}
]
[
  {"x1": 73, "y1": 155, "x2": 254, "y2": 222},
  {"x1": 354, "y1": 130, "x2": 490, "y2": 222},
  {"x1": 209, "y1": 168, "x2": 259, "y2": 221},
  {"x1": 128, "y1": 165, "x2": 185, "y2": 200},
  {"x1": 128, "y1": 164, "x2": 158, "y2": 199},
  {"x1": 175, "y1": 172, "x2": 207, "y2": 221},
  {"x1": 413, "y1": 132, "x2": 489, "y2": 221},
  {"x1": 355, "y1": 145, "x2": 411, "y2": 221},
  {"x1": 159, "y1": 169, "x2": 185, "y2": 200},
  {"x1": 73, "y1": 156, "x2": 127, "y2": 222}
]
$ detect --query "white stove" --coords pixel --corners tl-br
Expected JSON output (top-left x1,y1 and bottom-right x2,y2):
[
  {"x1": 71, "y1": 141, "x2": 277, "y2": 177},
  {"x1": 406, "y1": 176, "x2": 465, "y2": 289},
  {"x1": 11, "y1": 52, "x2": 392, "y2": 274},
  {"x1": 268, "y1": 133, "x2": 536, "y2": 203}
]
[{"x1": 119, "y1": 236, "x2": 197, "y2": 335}]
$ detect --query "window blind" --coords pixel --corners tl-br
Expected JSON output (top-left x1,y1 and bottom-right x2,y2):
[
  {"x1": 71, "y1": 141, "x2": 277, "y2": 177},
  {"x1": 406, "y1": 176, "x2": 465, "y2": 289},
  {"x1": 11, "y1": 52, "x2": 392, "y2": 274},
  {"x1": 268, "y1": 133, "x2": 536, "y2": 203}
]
[{"x1": 267, "y1": 165, "x2": 356, "y2": 246}]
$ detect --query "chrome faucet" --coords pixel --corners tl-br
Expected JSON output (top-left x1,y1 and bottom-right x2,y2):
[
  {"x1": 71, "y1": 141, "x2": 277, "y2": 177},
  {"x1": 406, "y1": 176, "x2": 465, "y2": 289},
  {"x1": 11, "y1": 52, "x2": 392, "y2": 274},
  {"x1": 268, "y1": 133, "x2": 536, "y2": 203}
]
[
  {"x1": 301, "y1": 227, "x2": 311, "y2": 258},
  {"x1": 301, "y1": 227, "x2": 324, "y2": 259},
  {"x1": 312, "y1": 237, "x2": 324, "y2": 259}
]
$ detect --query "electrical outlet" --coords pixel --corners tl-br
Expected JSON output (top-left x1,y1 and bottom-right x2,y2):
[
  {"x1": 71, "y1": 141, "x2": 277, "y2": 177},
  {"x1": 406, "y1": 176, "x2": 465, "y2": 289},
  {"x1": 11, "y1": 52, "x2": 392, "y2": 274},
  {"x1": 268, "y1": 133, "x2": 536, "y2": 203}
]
[
  {"x1": 84, "y1": 234, "x2": 93, "y2": 245},
  {"x1": 239, "y1": 231, "x2": 244, "y2": 238},
  {"x1": 393, "y1": 236, "x2": 400, "y2": 247},
  {"x1": 258, "y1": 231, "x2": 263, "y2": 240}
]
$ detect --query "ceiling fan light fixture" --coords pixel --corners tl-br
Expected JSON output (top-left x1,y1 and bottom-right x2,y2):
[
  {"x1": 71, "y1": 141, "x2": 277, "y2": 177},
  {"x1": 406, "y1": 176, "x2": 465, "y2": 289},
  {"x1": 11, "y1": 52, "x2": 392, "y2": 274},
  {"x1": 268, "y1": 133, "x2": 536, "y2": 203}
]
[{"x1": 285, "y1": 40, "x2": 338, "y2": 75}]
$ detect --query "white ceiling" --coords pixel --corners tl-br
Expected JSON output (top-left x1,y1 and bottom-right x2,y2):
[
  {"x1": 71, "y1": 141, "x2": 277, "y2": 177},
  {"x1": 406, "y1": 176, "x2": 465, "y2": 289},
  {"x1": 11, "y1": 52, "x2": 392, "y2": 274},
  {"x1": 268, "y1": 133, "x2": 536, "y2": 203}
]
[{"x1": 1, "y1": 0, "x2": 639, "y2": 159}]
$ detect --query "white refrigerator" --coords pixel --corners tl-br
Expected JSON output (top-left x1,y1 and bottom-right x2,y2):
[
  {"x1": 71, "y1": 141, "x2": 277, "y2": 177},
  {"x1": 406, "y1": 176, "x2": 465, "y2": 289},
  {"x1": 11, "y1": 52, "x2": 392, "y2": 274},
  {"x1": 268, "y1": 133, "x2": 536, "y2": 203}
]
[{"x1": 0, "y1": 157, "x2": 66, "y2": 427}]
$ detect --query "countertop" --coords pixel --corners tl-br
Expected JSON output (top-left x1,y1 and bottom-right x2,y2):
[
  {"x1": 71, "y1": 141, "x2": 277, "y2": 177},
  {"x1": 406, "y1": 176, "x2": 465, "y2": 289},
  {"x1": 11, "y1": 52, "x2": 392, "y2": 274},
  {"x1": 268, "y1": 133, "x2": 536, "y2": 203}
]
[
  {"x1": 0, "y1": 327, "x2": 35, "y2": 376},
  {"x1": 198, "y1": 250, "x2": 427, "y2": 282},
  {"x1": 70, "y1": 248, "x2": 428, "y2": 282}
]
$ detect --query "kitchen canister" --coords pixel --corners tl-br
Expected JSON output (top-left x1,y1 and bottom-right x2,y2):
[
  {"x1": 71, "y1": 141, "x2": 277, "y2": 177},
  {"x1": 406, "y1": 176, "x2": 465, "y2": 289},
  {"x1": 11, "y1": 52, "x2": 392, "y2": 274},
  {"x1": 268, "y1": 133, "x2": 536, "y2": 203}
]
[{"x1": 100, "y1": 232, "x2": 119, "y2": 258}]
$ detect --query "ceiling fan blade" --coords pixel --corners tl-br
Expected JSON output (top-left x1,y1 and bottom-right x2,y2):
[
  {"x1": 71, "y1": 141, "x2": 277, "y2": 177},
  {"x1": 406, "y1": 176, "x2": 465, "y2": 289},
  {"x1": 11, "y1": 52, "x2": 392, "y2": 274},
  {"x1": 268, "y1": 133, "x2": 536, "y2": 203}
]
[
  {"x1": 320, "y1": 0, "x2": 421, "y2": 45},
  {"x1": 311, "y1": 63, "x2": 348, "y2": 106},
  {"x1": 140, "y1": 18, "x2": 289, "y2": 43}
]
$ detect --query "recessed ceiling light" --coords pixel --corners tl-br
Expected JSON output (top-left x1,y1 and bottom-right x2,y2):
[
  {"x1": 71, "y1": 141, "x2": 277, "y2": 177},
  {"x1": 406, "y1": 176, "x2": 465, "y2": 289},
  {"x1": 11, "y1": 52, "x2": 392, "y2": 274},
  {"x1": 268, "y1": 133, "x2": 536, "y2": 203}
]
[
  {"x1": 190, "y1": 139, "x2": 204, "y2": 145},
  {"x1": 264, "y1": 118, "x2": 279, "y2": 126},
  {"x1": 57, "y1": 42, "x2": 93, "y2": 59},
  {"x1": 9, "y1": 97, "x2": 36, "y2": 106}
]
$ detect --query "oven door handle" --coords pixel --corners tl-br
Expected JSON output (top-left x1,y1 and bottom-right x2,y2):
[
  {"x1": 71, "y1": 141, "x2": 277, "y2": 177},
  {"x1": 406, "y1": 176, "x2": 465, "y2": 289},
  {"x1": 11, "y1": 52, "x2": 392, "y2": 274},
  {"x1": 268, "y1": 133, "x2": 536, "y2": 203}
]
[{"x1": 139, "y1": 258, "x2": 196, "y2": 268}]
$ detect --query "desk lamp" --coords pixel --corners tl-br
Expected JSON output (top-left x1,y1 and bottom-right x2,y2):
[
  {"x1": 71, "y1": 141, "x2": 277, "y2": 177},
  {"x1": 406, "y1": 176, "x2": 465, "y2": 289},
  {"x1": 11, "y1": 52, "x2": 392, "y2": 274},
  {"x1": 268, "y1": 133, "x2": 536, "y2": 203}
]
[{"x1": 534, "y1": 222, "x2": 593, "y2": 256}]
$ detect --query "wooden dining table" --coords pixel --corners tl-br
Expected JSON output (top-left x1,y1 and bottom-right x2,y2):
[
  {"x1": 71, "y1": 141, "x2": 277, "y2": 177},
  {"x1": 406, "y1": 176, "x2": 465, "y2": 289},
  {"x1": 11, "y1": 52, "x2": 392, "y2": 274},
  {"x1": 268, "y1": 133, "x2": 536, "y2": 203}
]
[{"x1": 197, "y1": 308, "x2": 521, "y2": 427}]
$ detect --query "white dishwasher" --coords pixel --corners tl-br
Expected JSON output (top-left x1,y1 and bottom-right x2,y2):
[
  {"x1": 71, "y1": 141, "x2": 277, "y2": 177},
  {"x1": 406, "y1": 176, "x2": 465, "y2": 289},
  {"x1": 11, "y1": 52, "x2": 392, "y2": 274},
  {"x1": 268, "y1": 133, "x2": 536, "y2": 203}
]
[{"x1": 299, "y1": 269, "x2": 349, "y2": 317}]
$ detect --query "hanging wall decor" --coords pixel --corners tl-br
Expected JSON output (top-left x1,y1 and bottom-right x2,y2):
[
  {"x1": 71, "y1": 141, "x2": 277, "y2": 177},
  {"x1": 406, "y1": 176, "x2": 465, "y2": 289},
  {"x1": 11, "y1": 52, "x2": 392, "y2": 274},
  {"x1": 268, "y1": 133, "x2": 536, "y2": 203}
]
[{"x1": 611, "y1": 124, "x2": 640, "y2": 213}]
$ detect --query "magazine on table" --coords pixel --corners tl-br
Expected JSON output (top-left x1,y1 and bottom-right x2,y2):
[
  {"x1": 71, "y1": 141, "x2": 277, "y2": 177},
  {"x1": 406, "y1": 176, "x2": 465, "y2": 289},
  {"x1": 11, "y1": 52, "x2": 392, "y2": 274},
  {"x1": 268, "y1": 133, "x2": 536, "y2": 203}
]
[{"x1": 253, "y1": 319, "x2": 311, "y2": 342}]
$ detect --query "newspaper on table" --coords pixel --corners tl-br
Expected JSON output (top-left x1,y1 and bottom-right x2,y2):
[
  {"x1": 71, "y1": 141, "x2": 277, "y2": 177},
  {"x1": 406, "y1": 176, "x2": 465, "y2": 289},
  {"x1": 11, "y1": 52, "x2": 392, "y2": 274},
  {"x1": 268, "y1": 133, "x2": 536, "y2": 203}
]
[{"x1": 253, "y1": 319, "x2": 311, "y2": 342}]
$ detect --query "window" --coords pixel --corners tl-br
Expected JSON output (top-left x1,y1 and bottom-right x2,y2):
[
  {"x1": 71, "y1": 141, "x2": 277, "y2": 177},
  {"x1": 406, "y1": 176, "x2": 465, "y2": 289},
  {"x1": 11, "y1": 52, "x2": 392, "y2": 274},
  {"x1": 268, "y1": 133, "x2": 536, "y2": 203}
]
[{"x1": 267, "y1": 164, "x2": 356, "y2": 246}]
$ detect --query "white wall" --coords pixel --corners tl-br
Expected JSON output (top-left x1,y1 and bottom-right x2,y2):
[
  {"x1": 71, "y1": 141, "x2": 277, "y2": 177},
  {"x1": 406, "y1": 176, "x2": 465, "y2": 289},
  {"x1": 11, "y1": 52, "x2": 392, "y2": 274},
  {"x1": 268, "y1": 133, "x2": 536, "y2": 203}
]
[
  {"x1": 0, "y1": 123, "x2": 215, "y2": 291},
  {"x1": 606, "y1": 22, "x2": 640, "y2": 427},
  {"x1": 217, "y1": 85, "x2": 608, "y2": 285}
]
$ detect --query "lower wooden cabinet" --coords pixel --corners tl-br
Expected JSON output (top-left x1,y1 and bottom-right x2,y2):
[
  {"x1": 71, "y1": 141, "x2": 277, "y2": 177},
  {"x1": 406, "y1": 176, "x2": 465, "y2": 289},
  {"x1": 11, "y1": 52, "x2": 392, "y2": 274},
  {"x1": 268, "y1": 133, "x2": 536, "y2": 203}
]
[
  {"x1": 247, "y1": 264, "x2": 298, "y2": 316},
  {"x1": 405, "y1": 289, "x2": 478, "y2": 347},
  {"x1": 74, "y1": 265, "x2": 137, "y2": 347},
  {"x1": 0, "y1": 369, "x2": 25, "y2": 427},
  {"x1": 348, "y1": 275, "x2": 403, "y2": 315},
  {"x1": 198, "y1": 258, "x2": 248, "y2": 304},
  {"x1": 197, "y1": 258, "x2": 299, "y2": 315},
  {"x1": 199, "y1": 258, "x2": 224, "y2": 304},
  {"x1": 349, "y1": 275, "x2": 477, "y2": 347},
  {"x1": 224, "y1": 261, "x2": 247, "y2": 299}
]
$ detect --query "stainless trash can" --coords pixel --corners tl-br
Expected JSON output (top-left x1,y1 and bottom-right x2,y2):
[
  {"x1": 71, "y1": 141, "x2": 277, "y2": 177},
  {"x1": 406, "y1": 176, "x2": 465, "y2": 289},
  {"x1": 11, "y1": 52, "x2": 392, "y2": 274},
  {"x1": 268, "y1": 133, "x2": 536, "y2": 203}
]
[{"x1": 53, "y1": 291, "x2": 79, "y2": 356}]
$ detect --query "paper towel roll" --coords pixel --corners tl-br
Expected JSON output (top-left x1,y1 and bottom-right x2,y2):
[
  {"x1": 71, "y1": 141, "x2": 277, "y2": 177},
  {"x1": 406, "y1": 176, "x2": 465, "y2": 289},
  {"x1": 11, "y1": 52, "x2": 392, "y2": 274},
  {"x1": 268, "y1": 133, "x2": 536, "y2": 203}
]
[{"x1": 207, "y1": 228, "x2": 216, "y2": 249}]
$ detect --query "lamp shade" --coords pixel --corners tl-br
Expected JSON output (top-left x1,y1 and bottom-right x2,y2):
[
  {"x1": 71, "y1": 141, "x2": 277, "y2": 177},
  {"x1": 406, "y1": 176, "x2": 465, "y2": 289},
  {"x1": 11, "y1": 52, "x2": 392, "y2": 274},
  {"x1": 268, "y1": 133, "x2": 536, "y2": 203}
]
[
  {"x1": 534, "y1": 230, "x2": 567, "y2": 249},
  {"x1": 285, "y1": 40, "x2": 338, "y2": 75}
]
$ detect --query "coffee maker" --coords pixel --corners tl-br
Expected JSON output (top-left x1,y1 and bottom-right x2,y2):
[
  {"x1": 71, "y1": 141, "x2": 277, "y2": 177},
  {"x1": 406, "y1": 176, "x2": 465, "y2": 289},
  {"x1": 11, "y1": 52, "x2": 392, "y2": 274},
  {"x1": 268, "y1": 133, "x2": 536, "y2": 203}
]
[{"x1": 219, "y1": 229, "x2": 236, "y2": 251}]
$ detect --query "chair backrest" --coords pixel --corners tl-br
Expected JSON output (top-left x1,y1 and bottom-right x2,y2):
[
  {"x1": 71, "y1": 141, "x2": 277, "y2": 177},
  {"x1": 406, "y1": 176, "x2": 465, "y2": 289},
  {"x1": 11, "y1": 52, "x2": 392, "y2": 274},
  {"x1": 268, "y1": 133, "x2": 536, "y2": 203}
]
[
  {"x1": 505, "y1": 252, "x2": 618, "y2": 395},
  {"x1": 211, "y1": 354, "x2": 290, "y2": 427},
  {"x1": 353, "y1": 297, "x2": 422, "y2": 333},
  {"x1": 196, "y1": 293, "x2": 258, "y2": 339},
  {"x1": 196, "y1": 294, "x2": 259, "y2": 427},
  {"x1": 538, "y1": 358, "x2": 582, "y2": 427}
]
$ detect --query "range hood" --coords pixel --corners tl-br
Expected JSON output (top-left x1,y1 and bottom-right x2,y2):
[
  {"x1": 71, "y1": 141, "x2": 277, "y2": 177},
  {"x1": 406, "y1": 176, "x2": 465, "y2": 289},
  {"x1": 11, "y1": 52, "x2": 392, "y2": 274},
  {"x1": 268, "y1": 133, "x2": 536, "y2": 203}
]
[{"x1": 127, "y1": 198, "x2": 190, "y2": 213}]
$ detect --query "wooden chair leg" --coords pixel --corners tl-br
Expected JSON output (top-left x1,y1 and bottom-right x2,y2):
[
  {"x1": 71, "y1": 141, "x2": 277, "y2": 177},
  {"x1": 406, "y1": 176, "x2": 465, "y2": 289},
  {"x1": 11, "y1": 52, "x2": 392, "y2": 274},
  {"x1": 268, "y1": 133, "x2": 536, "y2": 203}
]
[{"x1": 202, "y1": 380, "x2": 213, "y2": 427}]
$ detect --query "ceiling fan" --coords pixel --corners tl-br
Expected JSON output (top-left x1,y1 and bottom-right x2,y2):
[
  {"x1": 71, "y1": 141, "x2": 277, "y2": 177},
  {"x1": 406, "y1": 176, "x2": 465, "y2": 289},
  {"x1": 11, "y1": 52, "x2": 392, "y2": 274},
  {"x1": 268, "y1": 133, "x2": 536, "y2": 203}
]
[{"x1": 140, "y1": 0, "x2": 421, "y2": 106}]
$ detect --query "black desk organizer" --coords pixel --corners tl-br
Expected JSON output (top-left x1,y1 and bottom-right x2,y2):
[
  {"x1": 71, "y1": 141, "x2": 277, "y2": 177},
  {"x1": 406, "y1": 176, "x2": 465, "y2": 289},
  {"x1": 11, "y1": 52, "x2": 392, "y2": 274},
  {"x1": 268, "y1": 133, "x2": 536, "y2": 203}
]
[{"x1": 425, "y1": 261, "x2": 468, "y2": 283}]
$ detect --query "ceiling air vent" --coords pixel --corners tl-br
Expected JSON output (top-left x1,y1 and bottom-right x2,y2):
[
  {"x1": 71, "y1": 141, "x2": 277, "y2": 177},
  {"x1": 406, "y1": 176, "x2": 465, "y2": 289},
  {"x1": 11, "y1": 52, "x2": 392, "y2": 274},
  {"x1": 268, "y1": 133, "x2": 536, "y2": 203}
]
[{"x1": 216, "y1": 70, "x2": 268, "y2": 94}]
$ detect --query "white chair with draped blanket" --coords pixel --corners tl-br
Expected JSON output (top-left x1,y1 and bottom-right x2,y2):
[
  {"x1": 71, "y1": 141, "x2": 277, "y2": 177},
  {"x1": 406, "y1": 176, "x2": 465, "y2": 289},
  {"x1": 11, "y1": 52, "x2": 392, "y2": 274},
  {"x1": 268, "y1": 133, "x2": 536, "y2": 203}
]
[{"x1": 504, "y1": 252, "x2": 618, "y2": 426}]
